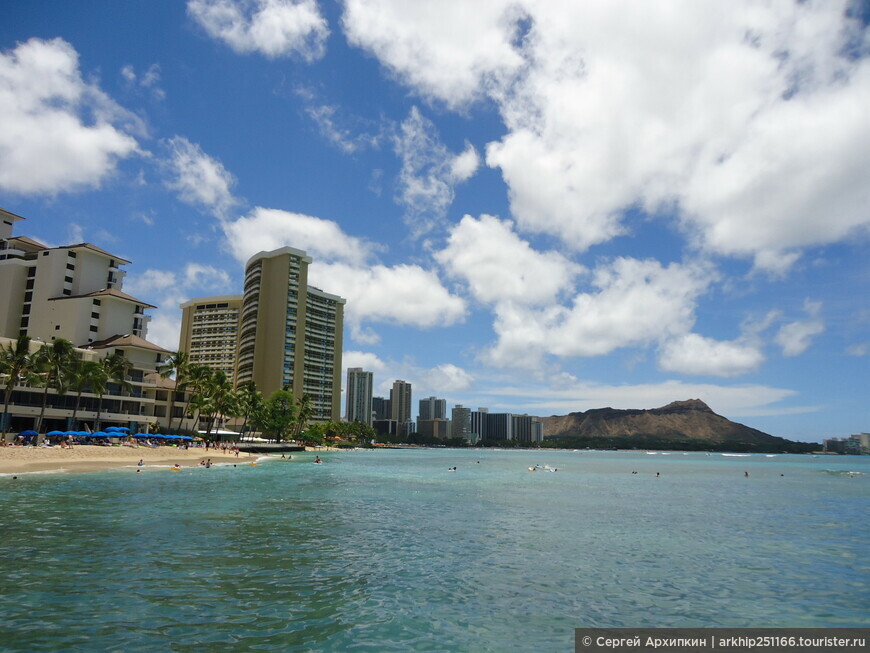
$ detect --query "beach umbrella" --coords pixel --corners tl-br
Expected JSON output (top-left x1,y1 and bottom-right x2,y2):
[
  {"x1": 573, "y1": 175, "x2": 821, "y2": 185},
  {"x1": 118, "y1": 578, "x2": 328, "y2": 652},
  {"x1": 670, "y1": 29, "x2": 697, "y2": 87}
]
[
  {"x1": 114, "y1": 427, "x2": 131, "y2": 432},
  {"x1": 47, "y1": 430, "x2": 66, "y2": 436},
  {"x1": 90, "y1": 432, "x2": 110, "y2": 438},
  {"x1": 18, "y1": 430, "x2": 38, "y2": 437},
  {"x1": 133, "y1": 433, "x2": 150, "y2": 438}
]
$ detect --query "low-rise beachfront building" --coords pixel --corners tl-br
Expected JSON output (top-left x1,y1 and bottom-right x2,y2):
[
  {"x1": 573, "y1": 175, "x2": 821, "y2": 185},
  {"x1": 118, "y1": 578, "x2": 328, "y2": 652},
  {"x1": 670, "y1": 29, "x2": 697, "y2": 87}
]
[
  {"x1": 417, "y1": 418, "x2": 450, "y2": 440},
  {"x1": 0, "y1": 210, "x2": 193, "y2": 439}
]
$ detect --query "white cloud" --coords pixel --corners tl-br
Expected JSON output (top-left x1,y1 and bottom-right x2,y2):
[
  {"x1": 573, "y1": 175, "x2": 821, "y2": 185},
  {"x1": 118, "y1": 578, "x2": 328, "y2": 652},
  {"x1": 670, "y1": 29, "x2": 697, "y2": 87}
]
[
  {"x1": 342, "y1": 0, "x2": 524, "y2": 109},
  {"x1": 120, "y1": 63, "x2": 165, "y2": 100},
  {"x1": 0, "y1": 37, "x2": 141, "y2": 195},
  {"x1": 775, "y1": 300, "x2": 825, "y2": 356},
  {"x1": 310, "y1": 261, "x2": 467, "y2": 332},
  {"x1": 426, "y1": 363, "x2": 473, "y2": 393},
  {"x1": 658, "y1": 333, "x2": 764, "y2": 377},
  {"x1": 846, "y1": 343, "x2": 868, "y2": 357},
  {"x1": 303, "y1": 102, "x2": 381, "y2": 154},
  {"x1": 344, "y1": 1, "x2": 870, "y2": 268},
  {"x1": 343, "y1": 351, "x2": 387, "y2": 373},
  {"x1": 164, "y1": 136, "x2": 238, "y2": 219},
  {"x1": 223, "y1": 207, "x2": 379, "y2": 264},
  {"x1": 448, "y1": 143, "x2": 480, "y2": 183},
  {"x1": 393, "y1": 107, "x2": 480, "y2": 236},
  {"x1": 436, "y1": 214, "x2": 580, "y2": 305},
  {"x1": 484, "y1": 258, "x2": 713, "y2": 367},
  {"x1": 145, "y1": 312, "x2": 183, "y2": 352},
  {"x1": 188, "y1": 0, "x2": 329, "y2": 60}
]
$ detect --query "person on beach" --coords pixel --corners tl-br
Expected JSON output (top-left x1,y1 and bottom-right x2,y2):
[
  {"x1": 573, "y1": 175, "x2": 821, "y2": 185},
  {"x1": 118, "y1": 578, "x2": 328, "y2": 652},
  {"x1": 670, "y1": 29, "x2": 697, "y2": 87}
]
[
  {"x1": 205, "y1": 459, "x2": 211, "y2": 468},
  {"x1": 171, "y1": 464, "x2": 181, "y2": 471},
  {"x1": 314, "y1": 456, "x2": 322, "y2": 464},
  {"x1": 137, "y1": 459, "x2": 144, "y2": 467}
]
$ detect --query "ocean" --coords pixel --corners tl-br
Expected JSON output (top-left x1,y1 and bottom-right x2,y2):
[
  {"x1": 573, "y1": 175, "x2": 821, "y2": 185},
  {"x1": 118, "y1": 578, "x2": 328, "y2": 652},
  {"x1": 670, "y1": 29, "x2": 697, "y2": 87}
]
[{"x1": 0, "y1": 448, "x2": 867, "y2": 652}]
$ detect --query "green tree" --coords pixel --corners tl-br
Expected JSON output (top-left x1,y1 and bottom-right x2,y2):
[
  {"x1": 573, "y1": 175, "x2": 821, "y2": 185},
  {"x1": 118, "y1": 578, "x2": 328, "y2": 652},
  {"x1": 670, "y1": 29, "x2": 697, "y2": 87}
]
[
  {"x1": 254, "y1": 389, "x2": 296, "y2": 442},
  {"x1": 179, "y1": 364, "x2": 212, "y2": 432},
  {"x1": 32, "y1": 339, "x2": 75, "y2": 434},
  {"x1": 0, "y1": 335, "x2": 37, "y2": 443},
  {"x1": 157, "y1": 350, "x2": 190, "y2": 432},
  {"x1": 68, "y1": 357, "x2": 104, "y2": 431},
  {"x1": 94, "y1": 352, "x2": 133, "y2": 431},
  {"x1": 234, "y1": 381, "x2": 262, "y2": 438},
  {"x1": 291, "y1": 393, "x2": 314, "y2": 441}
]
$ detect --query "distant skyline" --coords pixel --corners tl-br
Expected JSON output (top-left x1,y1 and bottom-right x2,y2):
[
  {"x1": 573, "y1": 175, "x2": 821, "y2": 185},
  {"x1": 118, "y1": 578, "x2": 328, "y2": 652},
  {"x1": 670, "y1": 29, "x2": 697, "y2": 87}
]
[{"x1": 1, "y1": 1, "x2": 868, "y2": 442}]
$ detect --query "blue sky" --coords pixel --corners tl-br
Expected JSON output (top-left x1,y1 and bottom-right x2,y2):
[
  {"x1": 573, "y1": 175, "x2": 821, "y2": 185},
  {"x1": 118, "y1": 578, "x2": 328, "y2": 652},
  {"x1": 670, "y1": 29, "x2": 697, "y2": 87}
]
[{"x1": 1, "y1": 1, "x2": 868, "y2": 442}]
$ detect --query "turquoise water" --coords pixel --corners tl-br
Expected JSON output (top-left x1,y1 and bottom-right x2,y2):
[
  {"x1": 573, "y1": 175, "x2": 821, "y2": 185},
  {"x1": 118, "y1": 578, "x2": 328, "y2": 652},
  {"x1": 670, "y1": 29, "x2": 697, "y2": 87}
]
[{"x1": 0, "y1": 449, "x2": 867, "y2": 652}]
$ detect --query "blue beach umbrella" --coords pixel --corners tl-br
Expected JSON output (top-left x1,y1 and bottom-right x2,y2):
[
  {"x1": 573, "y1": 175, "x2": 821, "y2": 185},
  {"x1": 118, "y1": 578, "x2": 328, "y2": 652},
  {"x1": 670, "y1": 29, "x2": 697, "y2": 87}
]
[
  {"x1": 90, "y1": 432, "x2": 110, "y2": 438},
  {"x1": 18, "y1": 430, "x2": 37, "y2": 437},
  {"x1": 133, "y1": 433, "x2": 150, "y2": 438},
  {"x1": 47, "y1": 430, "x2": 65, "y2": 436}
]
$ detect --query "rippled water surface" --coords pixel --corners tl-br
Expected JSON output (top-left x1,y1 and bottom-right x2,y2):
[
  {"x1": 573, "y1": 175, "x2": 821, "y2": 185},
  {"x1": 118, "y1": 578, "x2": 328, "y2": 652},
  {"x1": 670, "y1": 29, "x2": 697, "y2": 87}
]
[{"x1": 1, "y1": 449, "x2": 868, "y2": 651}]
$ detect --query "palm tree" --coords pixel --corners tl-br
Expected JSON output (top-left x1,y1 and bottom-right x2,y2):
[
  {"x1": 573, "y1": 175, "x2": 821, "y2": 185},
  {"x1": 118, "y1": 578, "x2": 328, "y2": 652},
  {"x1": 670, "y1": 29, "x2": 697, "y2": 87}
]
[
  {"x1": 292, "y1": 393, "x2": 314, "y2": 441},
  {"x1": 68, "y1": 357, "x2": 104, "y2": 431},
  {"x1": 206, "y1": 371, "x2": 235, "y2": 437},
  {"x1": 0, "y1": 335, "x2": 36, "y2": 443},
  {"x1": 235, "y1": 381, "x2": 262, "y2": 439},
  {"x1": 179, "y1": 364, "x2": 212, "y2": 432},
  {"x1": 32, "y1": 339, "x2": 75, "y2": 434},
  {"x1": 97, "y1": 352, "x2": 133, "y2": 430},
  {"x1": 157, "y1": 351, "x2": 190, "y2": 432}
]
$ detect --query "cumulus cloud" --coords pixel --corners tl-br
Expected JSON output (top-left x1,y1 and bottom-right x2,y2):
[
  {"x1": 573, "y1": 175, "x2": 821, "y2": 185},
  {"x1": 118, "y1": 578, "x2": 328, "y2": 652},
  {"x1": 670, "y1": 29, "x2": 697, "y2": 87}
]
[
  {"x1": 483, "y1": 258, "x2": 713, "y2": 367},
  {"x1": 344, "y1": 1, "x2": 870, "y2": 268},
  {"x1": 658, "y1": 333, "x2": 764, "y2": 378},
  {"x1": 436, "y1": 214, "x2": 580, "y2": 305},
  {"x1": 310, "y1": 261, "x2": 467, "y2": 334},
  {"x1": 343, "y1": 351, "x2": 388, "y2": 373},
  {"x1": 164, "y1": 136, "x2": 238, "y2": 219},
  {"x1": 393, "y1": 107, "x2": 480, "y2": 236},
  {"x1": 223, "y1": 207, "x2": 380, "y2": 264},
  {"x1": 426, "y1": 363, "x2": 474, "y2": 393},
  {"x1": 0, "y1": 37, "x2": 141, "y2": 195},
  {"x1": 188, "y1": 0, "x2": 329, "y2": 60},
  {"x1": 342, "y1": 0, "x2": 525, "y2": 109},
  {"x1": 775, "y1": 300, "x2": 825, "y2": 356}
]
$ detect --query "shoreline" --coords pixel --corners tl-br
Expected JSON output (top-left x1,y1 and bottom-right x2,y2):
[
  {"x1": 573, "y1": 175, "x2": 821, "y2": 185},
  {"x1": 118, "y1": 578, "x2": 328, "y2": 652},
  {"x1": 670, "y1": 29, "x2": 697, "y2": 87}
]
[{"x1": 0, "y1": 445, "x2": 259, "y2": 475}]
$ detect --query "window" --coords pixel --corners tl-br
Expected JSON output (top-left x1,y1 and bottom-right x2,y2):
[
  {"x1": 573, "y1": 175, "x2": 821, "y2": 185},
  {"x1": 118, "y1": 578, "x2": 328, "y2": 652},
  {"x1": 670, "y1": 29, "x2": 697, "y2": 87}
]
[
  {"x1": 25, "y1": 279, "x2": 34, "y2": 290},
  {"x1": 55, "y1": 325, "x2": 60, "y2": 330},
  {"x1": 22, "y1": 305, "x2": 30, "y2": 315},
  {"x1": 62, "y1": 289, "x2": 71, "y2": 296},
  {"x1": 27, "y1": 267, "x2": 35, "y2": 277},
  {"x1": 24, "y1": 292, "x2": 32, "y2": 302},
  {"x1": 91, "y1": 312, "x2": 99, "y2": 319},
  {"x1": 93, "y1": 299, "x2": 101, "y2": 306},
  {"x1": 42, "y1": 251, "x2": 49, "y2": 256},
  {"x1": 89, "y1": 325, "x2": 98, "y2": 332},
  {"x1": 20, "y1": 317, "x2": 29, "y2": 327},
  {"x1": 68, "y1": 251, "x2": 76, "y2": 258},
  {"x1": 64, "y1": 275, "x2": 73, "y2": 284},
  {"x1": 66, "y1": 263, "x2": 75, "y2": 271}
]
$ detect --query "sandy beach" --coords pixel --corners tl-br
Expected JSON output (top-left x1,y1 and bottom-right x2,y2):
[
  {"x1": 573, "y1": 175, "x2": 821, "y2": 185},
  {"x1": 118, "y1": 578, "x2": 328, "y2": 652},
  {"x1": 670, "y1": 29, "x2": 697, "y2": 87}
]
[{"x1": 0, "y1": 445, "x2": 259, "y2": 475}]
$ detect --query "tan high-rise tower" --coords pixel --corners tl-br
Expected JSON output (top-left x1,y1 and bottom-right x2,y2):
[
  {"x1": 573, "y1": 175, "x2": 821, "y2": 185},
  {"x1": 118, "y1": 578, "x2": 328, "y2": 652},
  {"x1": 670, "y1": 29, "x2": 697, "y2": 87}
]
[{"x1": 234, "y1": 247, "x2": 345, "y2": 422}]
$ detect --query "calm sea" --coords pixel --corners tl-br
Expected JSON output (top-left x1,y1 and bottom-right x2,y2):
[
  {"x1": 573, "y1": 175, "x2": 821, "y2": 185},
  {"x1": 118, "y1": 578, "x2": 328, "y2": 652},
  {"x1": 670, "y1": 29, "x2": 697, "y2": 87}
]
[{"x1": 0, "y1": 449, "x2": 867, "y2": 652}]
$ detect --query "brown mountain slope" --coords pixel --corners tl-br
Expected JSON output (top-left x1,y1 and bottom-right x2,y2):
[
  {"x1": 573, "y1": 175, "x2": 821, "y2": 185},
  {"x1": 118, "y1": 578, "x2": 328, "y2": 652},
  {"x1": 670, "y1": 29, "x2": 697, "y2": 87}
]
[{"x1": 541, "y1": 399, "x2": 797, "y2": 449}]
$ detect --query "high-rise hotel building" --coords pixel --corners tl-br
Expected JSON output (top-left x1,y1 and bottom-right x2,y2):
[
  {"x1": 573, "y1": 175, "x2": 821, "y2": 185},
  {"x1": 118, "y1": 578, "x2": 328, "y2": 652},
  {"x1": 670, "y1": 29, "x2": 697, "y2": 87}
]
[
  {"x1": 179, "y1": 296, "x2": 242, "y2": 378},
  {"x1": 345, "y1": 367, "x2": 373, "y2": 425},
  {"x1": 181, "y1": 246, "x2": 345, "y2": 422}
]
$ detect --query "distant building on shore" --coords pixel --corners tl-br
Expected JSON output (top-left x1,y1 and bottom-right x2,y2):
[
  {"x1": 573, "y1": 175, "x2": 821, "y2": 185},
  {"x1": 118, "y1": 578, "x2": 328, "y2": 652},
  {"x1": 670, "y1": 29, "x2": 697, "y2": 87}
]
[
  {"x1": 390, "y1": 380, "x2": 412, "y2": 424},
  {"x1": 419, "y1": 396, "x2": 446, "y2": 421},
  {"x1": 346, "y1": 367, "x2": 373, "y2": 425}
]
